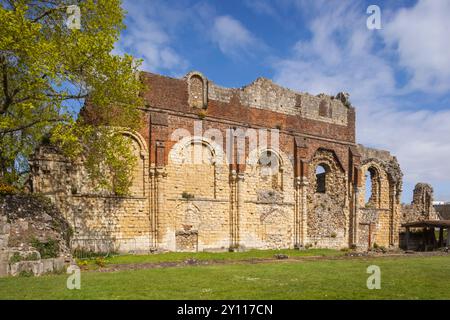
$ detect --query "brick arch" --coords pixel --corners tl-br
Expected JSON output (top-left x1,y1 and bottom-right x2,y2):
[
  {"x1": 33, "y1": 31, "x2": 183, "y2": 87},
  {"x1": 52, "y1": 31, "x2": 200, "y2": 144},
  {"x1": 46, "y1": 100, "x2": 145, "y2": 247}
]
[
  {"x1": 185, "y1": 71, "x2": 208, "y2": 109},
  {"x1": 113, "y1": 129, "x2": 149, "y2": 197},
  {"x1": 116, "y1": 129, "x2": 149, "y2": 161},
  {"x1": 246, "y1": 147, "x2": 292, "y2": 169},
  {"x1": 246, "y1": 147, "x2": 293, "y2": 190},
  {"x1": 309, "y1": 147, "x2": 345, "y2": 173},
  {"x1": 168, "y1": 136, "x2": 227, "y2": 166}
]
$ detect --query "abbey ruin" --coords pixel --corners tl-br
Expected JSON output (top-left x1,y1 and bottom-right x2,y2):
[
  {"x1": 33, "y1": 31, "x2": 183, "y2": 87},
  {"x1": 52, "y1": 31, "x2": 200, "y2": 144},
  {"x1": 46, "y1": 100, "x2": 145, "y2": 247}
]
[{"x1": 29, "y1": 71, "x2": 415, "y2": 253}]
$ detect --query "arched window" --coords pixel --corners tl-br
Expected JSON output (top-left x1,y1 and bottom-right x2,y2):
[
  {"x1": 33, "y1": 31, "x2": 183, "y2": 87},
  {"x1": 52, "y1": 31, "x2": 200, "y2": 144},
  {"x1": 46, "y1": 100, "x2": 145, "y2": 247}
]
[
  {"x1": 189, "y1": 76, "x2": 204, "y2": 107},
  {"x1": 365, "y1": 167, "x2": 380, "y2": 208},
  {"x1": 315, "y1": 164, "x2": 327, "y2": 193},
  {"x1": 258, "y1": 150, "x2": 282, "y2": 190},
  {"x1": 186, "y1": 72, "x2": 208, "y2": 109}
]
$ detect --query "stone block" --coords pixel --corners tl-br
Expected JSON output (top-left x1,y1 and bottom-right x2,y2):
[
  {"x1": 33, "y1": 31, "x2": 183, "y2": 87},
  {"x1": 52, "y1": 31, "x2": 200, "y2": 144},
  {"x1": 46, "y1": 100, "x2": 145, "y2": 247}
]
[
  {"x1": 0, "y1": 223, "x2": 10, "y2": 235},
  {"x1": 53, "y1": 257, "x2": 66, "y2": 272},
  {"x1": 42, "y1": 259, "x2": 54, "y2": 274},
  {"x1": 0, "y1": 262, "x2": 8, "y2": 277},
  {"x1": 7, "y1": 250, "x2": 41, "y2": 261},
  {"x1": 17, "y1": 220, "x2": 29, "y2": 231},
  {"x1": 0, "y1": 250, "x2": 8, "y2": 262},
  {"x1": 10, "y1": 261, "x2": 44, "y2": 277},
  {"x1": 0, "y1": 235, "x2": 9, "y2": 249}
]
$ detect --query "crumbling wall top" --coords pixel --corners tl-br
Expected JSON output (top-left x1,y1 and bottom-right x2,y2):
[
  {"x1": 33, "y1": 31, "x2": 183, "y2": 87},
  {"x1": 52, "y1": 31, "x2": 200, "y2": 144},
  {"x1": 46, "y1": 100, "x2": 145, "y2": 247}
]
[{"x1": 182, "y1": 71, "x2": 352, "y2": 126}]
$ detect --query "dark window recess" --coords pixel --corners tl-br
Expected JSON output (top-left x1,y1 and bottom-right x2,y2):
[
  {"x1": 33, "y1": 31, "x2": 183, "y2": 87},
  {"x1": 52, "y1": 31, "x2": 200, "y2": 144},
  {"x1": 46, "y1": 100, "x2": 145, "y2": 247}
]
[
  {"x1": 316, "y1": 165, "x2": 327, "y2": 193},
  {"x1": 319, "y1": 100, "x2": 332, "y2": 118}
]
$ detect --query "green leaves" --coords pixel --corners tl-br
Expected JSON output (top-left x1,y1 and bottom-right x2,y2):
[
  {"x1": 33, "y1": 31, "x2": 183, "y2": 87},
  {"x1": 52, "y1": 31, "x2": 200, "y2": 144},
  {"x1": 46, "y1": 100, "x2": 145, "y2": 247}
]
[
  {"x1": 83, "y1": 128, "x2": 138, "y2": 196},
  {"x1": 51, "y1": 124, "x2": 138, "y2": 196},
  {"x1": 0, "y1": 0, "x2": 143, "y2": 194}
]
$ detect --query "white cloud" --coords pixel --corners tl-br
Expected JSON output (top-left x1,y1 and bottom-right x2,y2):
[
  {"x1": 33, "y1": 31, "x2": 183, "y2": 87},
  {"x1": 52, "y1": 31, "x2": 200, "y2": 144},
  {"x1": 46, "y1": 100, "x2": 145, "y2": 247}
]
[
  {"x1": 115, "y1": 0, "x2": 189, "y2": 74},
  {"x1": 271, "y1": 1, "x2": 450, "y2": 201},
  {"x1": 117, "y1": 2, "x2": 262, "y2": 70},
  {"x1": 383, "y1": 0, "x2": 450, "y2": 93},
  {"x1": 274, "y1": 2, "x2": 395, "y2": 100},
  {"x1": 211, "y1": 15, "x2": 263, "y2": 59},
  {"x1": 243, "y1": 0, "x2": 278, "y2": 17}
]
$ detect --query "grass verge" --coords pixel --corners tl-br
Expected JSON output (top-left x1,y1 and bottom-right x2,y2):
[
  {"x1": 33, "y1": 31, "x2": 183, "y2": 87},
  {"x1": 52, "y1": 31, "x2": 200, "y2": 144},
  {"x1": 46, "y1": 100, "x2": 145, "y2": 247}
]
[{"x1": 0, "y1": 255, "x2": 449, "y2": 299}]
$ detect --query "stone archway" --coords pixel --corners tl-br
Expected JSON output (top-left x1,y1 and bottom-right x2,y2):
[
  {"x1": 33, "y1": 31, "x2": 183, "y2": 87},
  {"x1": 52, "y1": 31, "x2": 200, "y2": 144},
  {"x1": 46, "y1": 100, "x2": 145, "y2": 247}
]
[
  {"x1": 165, "y1": 136, "x2": 229, "y2": 251},
  {"x1": 358, "y1": 160, "x2": 398, "y2": 248}
]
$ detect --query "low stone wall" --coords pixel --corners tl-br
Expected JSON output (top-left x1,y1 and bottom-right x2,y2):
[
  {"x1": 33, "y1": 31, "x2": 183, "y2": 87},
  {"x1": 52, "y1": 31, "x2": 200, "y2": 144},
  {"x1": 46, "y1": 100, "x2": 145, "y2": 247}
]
[
  {"x1": 358, "y1": 208, "x2": 392, "y2": 249},
  {"x1": 0, "y1": 194, "x2": 72, "y2": 251},
  {"x1": 0, "y1": 194, "x2": 72, "y2": 277},
  {"x1": 8, "y1": 256, "x2": 66, "y2": 277},
  {"x1": 0, "y1": 215, "x2": 10, "y2": 277},
  {"x1": 1, "y1": 247, "x2": 66, "y2": 277}
]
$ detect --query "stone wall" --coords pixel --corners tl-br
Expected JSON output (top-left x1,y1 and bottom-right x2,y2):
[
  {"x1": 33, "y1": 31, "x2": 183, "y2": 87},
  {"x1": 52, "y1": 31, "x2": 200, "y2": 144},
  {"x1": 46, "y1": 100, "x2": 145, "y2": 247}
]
[
  {"x1": 434, "y1": 204, "x2": 450, "y2": 220},
  {"x1": 307, "y1": 149, "x2": 348, "y2": 248},
  {"x1": 355, "y1": 145, "x2": 403, "y2": 249},
  {"x1": 208, "y1": 77, "x2": 349, "y2": 126},
  {"x1": 401, "y1": 183, "x2": 439, "y2": 223},
  {"x1": 30, "y1": 132, "x2": 152, "y2": 253},
  {"x1": 0, "y1": 214, "x2": 10, "y2": 276},
  {"x1": 29, "y1": 70, "x2": 412, "y2": 253},
  {"x1": 0, "y1": 195, "x2": 70, "y2": 277}
]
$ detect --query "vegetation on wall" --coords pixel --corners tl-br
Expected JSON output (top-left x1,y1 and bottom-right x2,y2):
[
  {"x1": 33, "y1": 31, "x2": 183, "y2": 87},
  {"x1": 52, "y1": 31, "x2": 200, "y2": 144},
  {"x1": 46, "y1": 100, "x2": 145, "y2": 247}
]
[
  {"x1": 30, "y1": 238, "x2": 59, "y2": 259},
  {"x1": 0, "y1": 182, "x2": 17, "y2": 196},
  {"x1": 0, "y1": 0, "x2": 144, "y2": 195}
]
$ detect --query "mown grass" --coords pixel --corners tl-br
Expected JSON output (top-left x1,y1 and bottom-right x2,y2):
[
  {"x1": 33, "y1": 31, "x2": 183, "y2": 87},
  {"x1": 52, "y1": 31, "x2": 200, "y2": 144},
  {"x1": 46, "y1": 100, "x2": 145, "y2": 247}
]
[
  {"x1": 0, "y1": 255, "x2": 449, "y2": 300},
  {"x1": 80, "y1": 248, "x2": 343, "y2": 267}
]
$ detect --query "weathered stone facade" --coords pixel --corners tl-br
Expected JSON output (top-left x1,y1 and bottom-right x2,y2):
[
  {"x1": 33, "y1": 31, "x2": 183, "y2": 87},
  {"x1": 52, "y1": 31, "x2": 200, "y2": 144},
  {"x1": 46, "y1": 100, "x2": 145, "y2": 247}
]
[
  {"x1": 0, "y1": 195, "x2": 70, "y2": 276},
  {"x1": 402, "y1": 183, "x2": 439, "y2": 223},
  {"x1": 435, "y1": 204, "x2": 450, "y2": 220},
  {"x1": 30, "y1": 71, "x2": 409, "y2": 253},
  {"x1": 356, "y1": 146, "x2": 403, "y2": 249}
]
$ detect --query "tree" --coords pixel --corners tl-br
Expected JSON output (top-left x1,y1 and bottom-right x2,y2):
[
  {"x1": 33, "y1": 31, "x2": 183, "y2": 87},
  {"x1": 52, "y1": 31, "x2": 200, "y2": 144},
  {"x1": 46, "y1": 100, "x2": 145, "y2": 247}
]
[{"x1": 0, "y1": 0, "x2": 144, "y2": 195}]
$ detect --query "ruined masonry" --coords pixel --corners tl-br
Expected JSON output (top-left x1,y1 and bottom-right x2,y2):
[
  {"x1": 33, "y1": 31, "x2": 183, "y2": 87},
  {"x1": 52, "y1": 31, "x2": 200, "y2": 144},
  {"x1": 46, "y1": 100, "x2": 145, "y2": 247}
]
[
  {"x1": 30, "y1": 71, "x2": 411, "y2": 253},
  {"x1": 0, "y1": 196, "x2": 70, "y2": 277}
]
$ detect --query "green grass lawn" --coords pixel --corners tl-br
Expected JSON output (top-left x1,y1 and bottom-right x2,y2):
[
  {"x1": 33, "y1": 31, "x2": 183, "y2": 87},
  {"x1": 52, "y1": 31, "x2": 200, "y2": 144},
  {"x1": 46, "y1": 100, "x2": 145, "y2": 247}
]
[
  {"x1": 0, "y1": 255, "x2": 449, "y2": 300},
  {"x1": 82, "y1": 248, "x2": 343, "y2": 267}
]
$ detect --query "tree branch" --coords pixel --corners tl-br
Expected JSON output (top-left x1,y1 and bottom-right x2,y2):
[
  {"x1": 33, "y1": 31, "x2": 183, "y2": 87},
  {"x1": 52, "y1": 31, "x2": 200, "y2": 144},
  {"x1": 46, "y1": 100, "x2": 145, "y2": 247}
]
[
  {"x1": 32, "y1": 5, "x2": 67, "y2": 23},
  {"x1": 0, "y1": 56, "x2": 11, "y2": 115},
  {"x1": 0, "y1": 117, "x2": 65, "y2": 135},
  {"x1": 45, "y1": 93, "x2": 89, "y2": 100}
]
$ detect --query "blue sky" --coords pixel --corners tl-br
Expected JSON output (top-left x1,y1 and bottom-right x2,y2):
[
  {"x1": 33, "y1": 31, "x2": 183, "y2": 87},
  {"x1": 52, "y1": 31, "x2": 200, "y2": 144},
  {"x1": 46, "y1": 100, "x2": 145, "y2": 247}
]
[{"x1": 115, "y1": 0, "x2": 450, "y2": 203}]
